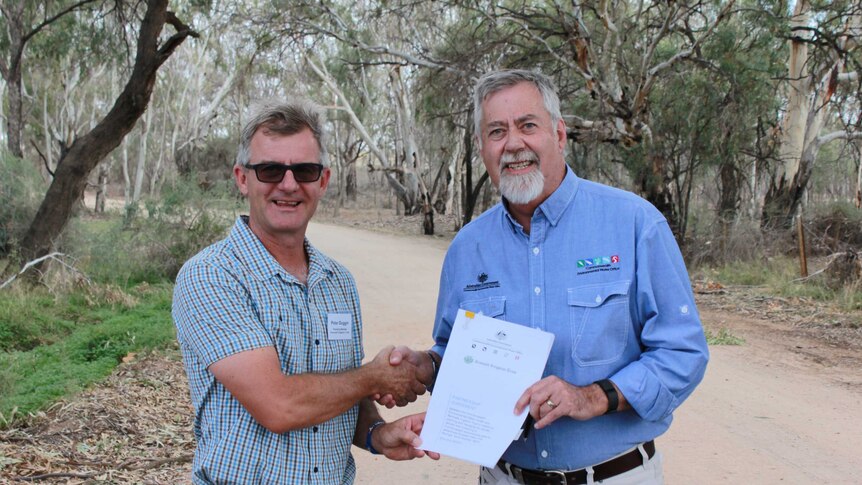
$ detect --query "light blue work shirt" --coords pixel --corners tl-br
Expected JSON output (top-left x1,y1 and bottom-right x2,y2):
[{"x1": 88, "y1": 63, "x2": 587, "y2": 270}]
[{"x1": 431, "y1": 167, "x2": 709, "y2": 470}]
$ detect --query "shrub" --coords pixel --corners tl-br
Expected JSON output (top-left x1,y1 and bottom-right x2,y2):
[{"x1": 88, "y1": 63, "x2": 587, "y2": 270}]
[
  {"x1": 805, "y1": 202, "x2": 862, "y2": 254},
  {"x1": 0, "y1": 152, "x2": 45, "y2": 257},
  {"x1": 63, "y1": 176, "x2": 240, "y2": 285}
]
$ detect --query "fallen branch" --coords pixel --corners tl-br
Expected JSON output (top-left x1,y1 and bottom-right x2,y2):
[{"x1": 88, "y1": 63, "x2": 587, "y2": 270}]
[
  {"x1": 0, "y1": 252, "x2": 64, "y2": 289},
  {"x1": 15, "y1": 472, "x2": 96, "y2": 482},
  {"x1": 120, "y1": 454, "x2": 193, "y2": 471},
  {"x1": 794, "y1": 250, "x2": 861, "y2": 286}
]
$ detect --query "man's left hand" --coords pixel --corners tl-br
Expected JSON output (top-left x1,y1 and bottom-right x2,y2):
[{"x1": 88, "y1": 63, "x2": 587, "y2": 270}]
[
  {"x1": 514, "y1": 376, "x2": 606, "y2": 429},
  {"x1": 371, "y1": 413, "x2": 442, "y2": 461}
]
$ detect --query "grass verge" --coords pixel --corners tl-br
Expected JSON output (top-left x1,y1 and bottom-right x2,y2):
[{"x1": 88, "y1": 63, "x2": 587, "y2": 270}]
[
  {"x1": 705, "y1": 328, "x2": 745, "y2": 346},
  {"x1": 0, "y1": 283, "x2": 176, "y2": 427}
]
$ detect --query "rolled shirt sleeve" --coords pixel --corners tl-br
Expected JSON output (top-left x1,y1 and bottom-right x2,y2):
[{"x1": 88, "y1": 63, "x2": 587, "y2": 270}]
[{"x1": 612, "y1": 219, "x2": 709, "y2": 422}]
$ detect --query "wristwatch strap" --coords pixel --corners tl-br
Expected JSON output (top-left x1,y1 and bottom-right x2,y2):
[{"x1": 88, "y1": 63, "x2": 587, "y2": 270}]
[{"x1": 595, "y1": 379, "x2": 619, "y2": 414}]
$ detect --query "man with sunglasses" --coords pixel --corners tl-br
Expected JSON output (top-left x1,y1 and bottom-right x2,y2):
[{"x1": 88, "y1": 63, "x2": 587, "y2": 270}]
[{"x1": 173, "y1": 98, "x2": 438, "y2": 484}]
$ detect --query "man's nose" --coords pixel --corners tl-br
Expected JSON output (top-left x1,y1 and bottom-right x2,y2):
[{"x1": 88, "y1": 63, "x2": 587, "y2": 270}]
[
  {"x1": 504, "y1": 130, "x2": 526, "y2": 152},
  {"x1": 278, "y1": 169, "x2": 300, "y2": 190}
]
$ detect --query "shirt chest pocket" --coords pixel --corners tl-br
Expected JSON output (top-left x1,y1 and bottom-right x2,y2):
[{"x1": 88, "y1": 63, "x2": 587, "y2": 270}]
[
  {"x1": 459, "y1": 296, "x2": 506, "y2": 319},
  {"x1": 568, "y1": 281, "x2": 631, "y2": 366}
]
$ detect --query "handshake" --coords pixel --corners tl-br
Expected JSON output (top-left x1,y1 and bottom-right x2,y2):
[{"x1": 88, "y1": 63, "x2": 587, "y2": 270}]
[
  {"x1": 356, "y1": 345, "x2": 442, "y2": 462},
  {"x1": 366, "y1": 345, "x2": 439, "y2": 408}
]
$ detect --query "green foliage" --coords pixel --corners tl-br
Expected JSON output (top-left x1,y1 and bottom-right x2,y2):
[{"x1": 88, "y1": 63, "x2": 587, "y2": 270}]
[
  {"x1": 705, "y1": 328, "x2": 745, "y2": 346},
  {"x1": 63, "y1": 176, "x2": 239, "y2": 286},
  {"x1": 699, "y1": 255, "x2": 862, "y2": 312},
  {"x1": 706, "y1": 256, "x2": 799, "y2": 287},
  {"x1": 806, "y1": 201, "x2": 862, "y2": 252},
  {"x1": 174, "y1": 136, "x2": 238, "y2": 182},
  {"x1": 0, "y1": 152, "x2": 45, "y2": 258},
  {"x1": 0, "y1": 283, "x2": 175, "y2": 425}
]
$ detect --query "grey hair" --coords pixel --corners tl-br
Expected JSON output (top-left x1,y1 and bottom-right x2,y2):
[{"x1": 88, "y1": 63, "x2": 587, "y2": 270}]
[
  {"x1": 472, "y1": 69, "x2": 563, "y2": 147},
  {"x1": 235, "y1": 97, "x2": 330, "y2": 168}
]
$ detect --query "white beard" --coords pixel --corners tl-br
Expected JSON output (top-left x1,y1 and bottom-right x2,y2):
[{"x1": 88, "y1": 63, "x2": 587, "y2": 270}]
[{"x1": 498, "y1": 150, "x2": 545, "y2": 204}]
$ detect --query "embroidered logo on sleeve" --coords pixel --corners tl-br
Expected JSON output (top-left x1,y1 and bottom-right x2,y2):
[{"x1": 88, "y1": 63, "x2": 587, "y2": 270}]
[{"x1": 577, "y1": 255, "x2": 621, "y2": 275}]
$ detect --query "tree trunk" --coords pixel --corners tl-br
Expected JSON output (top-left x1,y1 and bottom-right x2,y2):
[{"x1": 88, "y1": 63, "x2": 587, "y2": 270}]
[
  {"x1": 94, "y1": 161, "x2": 109, "y2": 213},
  {"x1": 637, "y1": 154, "x2": 680, "y2": 237},
  {"x1": 855, "y1": 151, "x2": 861, "y2": 209},
  {"x1": 761, "y1": 1, "x2": 858, "y2": 229},
  {"x1": 463, "y1": 171, "x2": 489, "y2": 225},
  {"x1": 19, "y1": 0, "x2": 198, "y2": 266},
  {"x1": 132, "y1": 108, "x2": 151, "y2": 205},
  {"x1": 306, "y1": 54, "x2": 414, "y2": 211},
  {"x1": 6, "y1": 75, "x2": 24, "y2": 159}
]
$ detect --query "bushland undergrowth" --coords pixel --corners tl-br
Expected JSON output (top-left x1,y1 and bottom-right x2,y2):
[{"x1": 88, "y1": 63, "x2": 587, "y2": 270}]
[{"x1": 0, "y1": 177, "x2": 238, "y2": 427}]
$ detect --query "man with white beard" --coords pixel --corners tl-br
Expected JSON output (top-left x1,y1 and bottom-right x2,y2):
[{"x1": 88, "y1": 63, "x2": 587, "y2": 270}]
[{"x1": 390, "y1": 69, "x2": 709, "y2": 484}]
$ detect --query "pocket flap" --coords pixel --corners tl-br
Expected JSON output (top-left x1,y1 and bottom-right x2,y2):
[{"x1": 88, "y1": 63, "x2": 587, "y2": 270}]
[
  {"x1": 567, "y1": 280, "x2": 631, "y2": 308},
  {"x1": 459, "y1": 296, "x2": 506, "y2": 317}
]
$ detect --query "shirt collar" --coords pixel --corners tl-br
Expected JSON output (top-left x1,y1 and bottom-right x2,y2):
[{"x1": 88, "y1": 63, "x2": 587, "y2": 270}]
[
  {"x1": 502, "y1": 165, "x2": 579, "y2": 230},
  {"x1": 230, "y1": 216, "x2": 333, "y2": 283}
]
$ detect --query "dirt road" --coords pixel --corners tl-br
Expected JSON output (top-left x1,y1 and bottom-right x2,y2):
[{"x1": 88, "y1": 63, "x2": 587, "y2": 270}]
[{"x1": 307, "y1": 222, "x2": 862, "y2": 485}]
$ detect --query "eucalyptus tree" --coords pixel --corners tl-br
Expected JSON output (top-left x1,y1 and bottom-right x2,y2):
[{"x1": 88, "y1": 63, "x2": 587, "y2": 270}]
[
  {"x1": 122, "y1": 1, "x2": 258, "y2": 209},
  {"x1": 0, "y1": 0, "x2": 102, "y2": 158},
  {"x1": 255, "y1": 1, "x2": 464, "y2": 232},
  {"x1": 18, "y1": 0, "x2": 199, "y2": 268},
  {"x1": 761, "y1": 0, "x2": 862, "y2": 229}
]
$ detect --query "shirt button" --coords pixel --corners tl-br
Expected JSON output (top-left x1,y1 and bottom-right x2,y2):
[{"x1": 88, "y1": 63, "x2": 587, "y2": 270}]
[
  {"x1": 541, "y1": 450, "x2": 549, "y2": 458},
  {"x1": 532, "y1": 247, "x2": 540, "y2": 255},
  {"x1": 595, "y1": 295, "x2": 602, "y2": 303},
  {"x1": 315, "y1": 339, "x2": 320, "y2": 345},
  {"x1": 313, "y1": 466, "x2": 319, "y2": 473},
  {"x1": 313, "y1": 426, "x2": 319, "y2": 433},
  {"x1": 534, "y1": 287, "x2": 541, "y2": 295}
]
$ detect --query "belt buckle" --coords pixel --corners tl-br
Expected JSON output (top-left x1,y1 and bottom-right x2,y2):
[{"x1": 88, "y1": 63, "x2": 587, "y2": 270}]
[
  {"x1": 510, "y1": 465, "x2": 525, "y2": 484},
  {"x1": 546, "y1": 469, "x2": 568, "y2": 485}
]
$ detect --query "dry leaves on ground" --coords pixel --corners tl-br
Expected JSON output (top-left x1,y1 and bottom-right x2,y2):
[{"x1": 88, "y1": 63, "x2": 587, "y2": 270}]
[
  {"x1": 694, "y1": 282, "x2": 862, "y2": 348},
  {"x1": 0, "y1": 351, "x2": 194, "y2": 484}
]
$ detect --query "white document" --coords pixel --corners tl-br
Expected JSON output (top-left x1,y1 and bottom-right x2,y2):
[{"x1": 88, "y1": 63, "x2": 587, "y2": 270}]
[{"x1": 419, "y1": 309, "x2": 554, "y2": 467}]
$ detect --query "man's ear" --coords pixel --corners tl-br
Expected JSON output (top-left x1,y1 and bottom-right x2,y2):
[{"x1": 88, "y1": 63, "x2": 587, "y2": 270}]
[
  {"x1": 555, "y1": 118, "x2": 567, "y2": 151},
  {"x1": 319, "y1": 167, "x2": 332, "y2": 193},
  {"x1": 234, "y1": 165, "x2": 249, "y2": 196}
]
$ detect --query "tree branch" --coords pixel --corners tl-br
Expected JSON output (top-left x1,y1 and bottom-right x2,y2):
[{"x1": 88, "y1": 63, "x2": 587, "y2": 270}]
[
  {"x1": 1, "y1": 252, "x2": 64, "y2": 289},
  {"x1": 816, "y1": 130, "x2": 862, "y2": 148},
  {"x1": 21, "y1": 0, "x2": 101, "y2": 46}
]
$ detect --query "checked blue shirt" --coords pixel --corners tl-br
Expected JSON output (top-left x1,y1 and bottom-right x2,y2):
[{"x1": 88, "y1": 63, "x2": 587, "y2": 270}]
[
  {"x1": 431, "y1": 167, "x2": 709, "y2": 470},
  {"x1": 173, "y1": 216, "x2": 364, "y2": 484}
]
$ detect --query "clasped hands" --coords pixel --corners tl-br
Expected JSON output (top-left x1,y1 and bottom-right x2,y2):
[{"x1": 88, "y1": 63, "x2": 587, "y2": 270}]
[
  {"x1": 369, "y1": 345, "x2": 435, "y2": 408},
  {"x1": 365, "y1": 345, "x2": 439, "y2": 461}
]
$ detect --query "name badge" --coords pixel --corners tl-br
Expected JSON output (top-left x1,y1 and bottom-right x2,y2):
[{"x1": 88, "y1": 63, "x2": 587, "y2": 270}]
[{"x1": 327, "y1": 312, "x2": 353, "y2": 340}]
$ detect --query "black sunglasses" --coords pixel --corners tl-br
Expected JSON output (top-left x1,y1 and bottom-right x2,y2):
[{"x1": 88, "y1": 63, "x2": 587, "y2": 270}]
[{"x1": 244, "y1": 162, "x2": 324, "y2": 183}]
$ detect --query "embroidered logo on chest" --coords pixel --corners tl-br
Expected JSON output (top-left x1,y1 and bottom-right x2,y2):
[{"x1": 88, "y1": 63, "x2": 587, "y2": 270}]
[
  {"x1": 576, "y1": 254, "x2": 622, "y2": 275},
  {"x1": 463, "y1": 272, "x2": 501, "y2": 292}
]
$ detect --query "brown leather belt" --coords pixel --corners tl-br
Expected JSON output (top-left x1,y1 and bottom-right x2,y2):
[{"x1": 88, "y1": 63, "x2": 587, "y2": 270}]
[{"x1": 498, "y1": 440, "x2": 655, "y2": 485}]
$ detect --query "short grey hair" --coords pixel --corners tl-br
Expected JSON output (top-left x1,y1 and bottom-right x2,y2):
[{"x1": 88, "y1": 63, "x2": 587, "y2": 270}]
[
  {"x1": 472, "y1": 69, "x2": 563, "y2": 146},
  {"x1": 235, "y1": 97, "x2": 330, "y2": 167}
]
